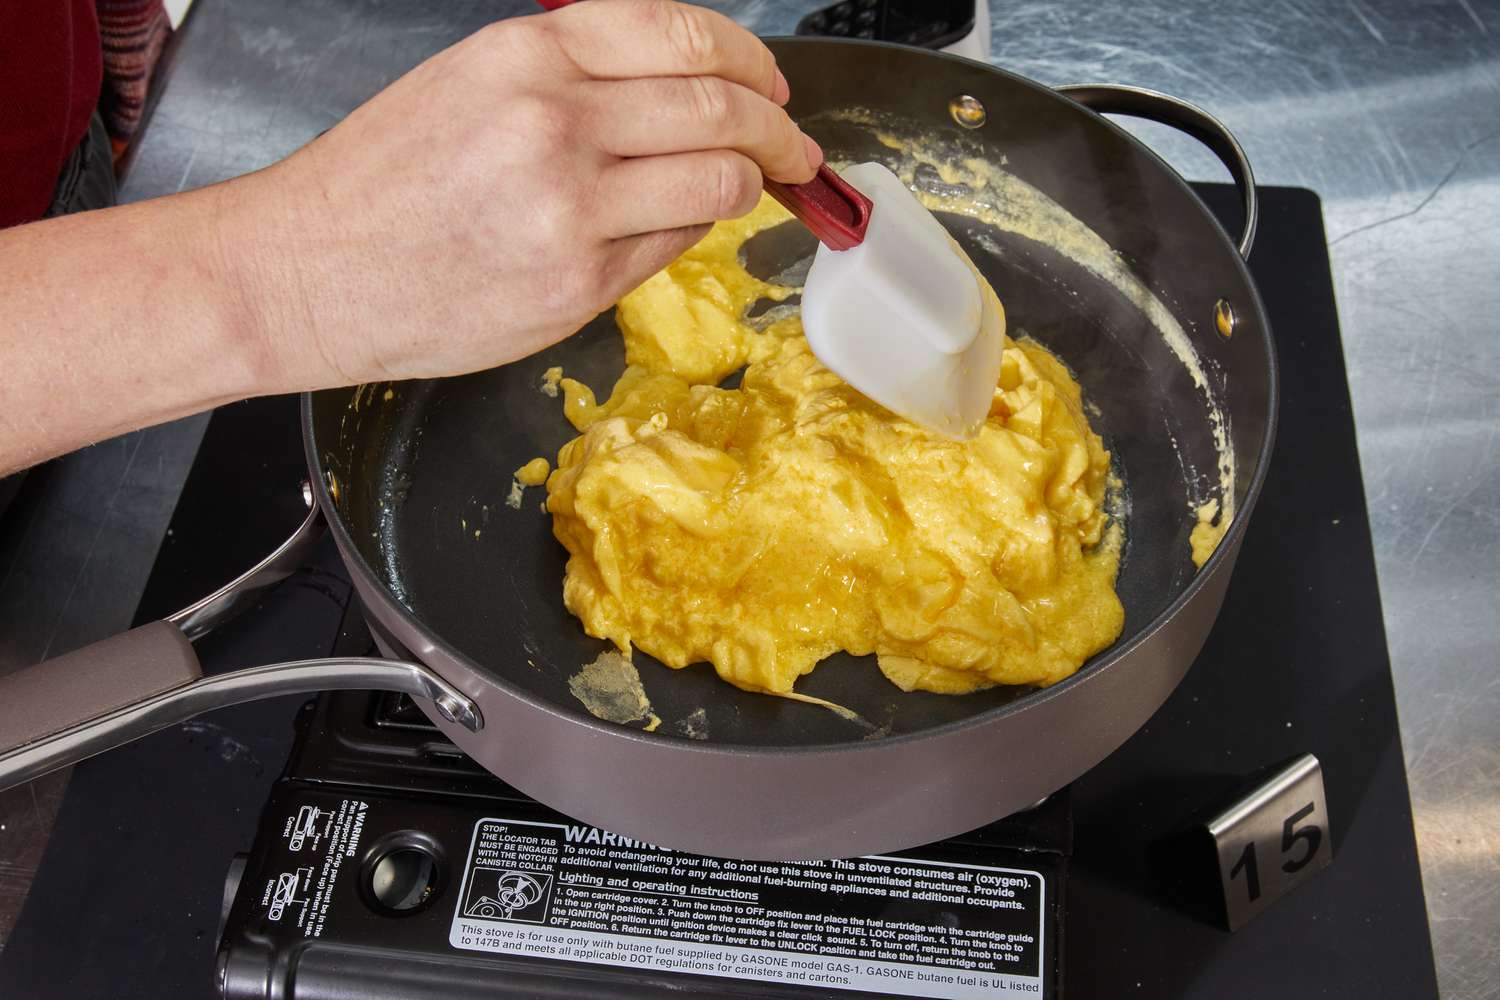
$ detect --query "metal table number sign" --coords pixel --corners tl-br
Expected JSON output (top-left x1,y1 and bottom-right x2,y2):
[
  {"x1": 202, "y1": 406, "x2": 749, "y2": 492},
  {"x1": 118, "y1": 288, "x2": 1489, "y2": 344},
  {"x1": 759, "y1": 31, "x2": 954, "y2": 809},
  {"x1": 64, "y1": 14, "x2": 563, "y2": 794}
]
[{"x1": 1208, "y1": 754, "x2": 1333, "y2": 930}]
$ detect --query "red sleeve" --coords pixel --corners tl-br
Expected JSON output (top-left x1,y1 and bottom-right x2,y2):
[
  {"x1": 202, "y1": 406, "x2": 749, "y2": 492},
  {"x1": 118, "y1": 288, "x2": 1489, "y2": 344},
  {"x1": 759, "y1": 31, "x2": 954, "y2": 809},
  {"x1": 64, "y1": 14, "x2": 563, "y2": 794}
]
[{"x1": 0, "y1": 0, "x2": 104, "y2": 229}]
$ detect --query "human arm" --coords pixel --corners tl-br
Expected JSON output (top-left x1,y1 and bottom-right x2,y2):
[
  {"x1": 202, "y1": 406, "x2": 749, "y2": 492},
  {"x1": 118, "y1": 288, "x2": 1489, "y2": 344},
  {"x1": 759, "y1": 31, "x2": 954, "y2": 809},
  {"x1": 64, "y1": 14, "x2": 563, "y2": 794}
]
[{"x1": 0, "y1": 0, "x2": 820, "y2": 476}]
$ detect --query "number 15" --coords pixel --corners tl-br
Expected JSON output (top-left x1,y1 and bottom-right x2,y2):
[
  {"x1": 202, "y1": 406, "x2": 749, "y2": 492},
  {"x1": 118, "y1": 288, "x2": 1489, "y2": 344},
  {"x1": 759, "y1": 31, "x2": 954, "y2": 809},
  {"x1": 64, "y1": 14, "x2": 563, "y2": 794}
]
[{"x1": 1228, "y1": 802, "x2": 1323, "y2": 901}]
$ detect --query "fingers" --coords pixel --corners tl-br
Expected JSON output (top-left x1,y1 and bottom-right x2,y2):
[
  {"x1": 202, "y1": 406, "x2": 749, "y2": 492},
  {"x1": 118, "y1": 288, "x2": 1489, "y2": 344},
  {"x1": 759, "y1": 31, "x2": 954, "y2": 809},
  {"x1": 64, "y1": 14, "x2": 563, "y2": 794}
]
[
  {"x1": 545, "y1": 0, "x2": 786, "y2": 105},
  {"x1": 596, "y1": 149, "x2": 763, "y2": 237},
  {"x1": 605, "y1": 224, "x2": 714, "y2": 296},
  {"x1": 583, "y1": 76, "x2": 816, "y2": 183}
]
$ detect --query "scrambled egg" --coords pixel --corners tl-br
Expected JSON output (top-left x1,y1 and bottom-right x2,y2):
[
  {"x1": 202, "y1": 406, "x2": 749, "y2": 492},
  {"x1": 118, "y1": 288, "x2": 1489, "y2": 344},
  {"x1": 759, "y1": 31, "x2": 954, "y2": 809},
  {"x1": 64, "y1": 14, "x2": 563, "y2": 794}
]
[
  {"x1": 515, "y1": 458, "x2": 550, "y2": 486},
  {"x1": 541, "y1": 196, "x2": 1124, "y2": 696}
]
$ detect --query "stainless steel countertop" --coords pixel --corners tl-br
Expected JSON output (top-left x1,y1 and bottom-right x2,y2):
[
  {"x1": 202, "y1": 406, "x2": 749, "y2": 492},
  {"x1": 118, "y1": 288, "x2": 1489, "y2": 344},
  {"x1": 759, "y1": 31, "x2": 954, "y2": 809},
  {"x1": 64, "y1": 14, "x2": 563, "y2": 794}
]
[{"x1": 9, "y1": 0, "x2": 1498, "y2": 990}]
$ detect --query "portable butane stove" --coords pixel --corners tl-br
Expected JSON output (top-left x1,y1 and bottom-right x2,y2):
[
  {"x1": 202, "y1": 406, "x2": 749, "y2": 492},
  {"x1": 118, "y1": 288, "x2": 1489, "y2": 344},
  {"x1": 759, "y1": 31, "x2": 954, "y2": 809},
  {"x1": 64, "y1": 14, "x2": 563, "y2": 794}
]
[{"x1": 0, "y1": 187, "x2": 1438, "y2": 999}]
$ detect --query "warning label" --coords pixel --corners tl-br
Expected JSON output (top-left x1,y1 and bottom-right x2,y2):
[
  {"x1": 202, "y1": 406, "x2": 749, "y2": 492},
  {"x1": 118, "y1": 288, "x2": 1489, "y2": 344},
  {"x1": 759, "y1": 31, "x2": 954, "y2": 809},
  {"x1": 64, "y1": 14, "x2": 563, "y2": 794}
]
[
  {"x1": 258, "y1": 797, "x2": 368, "y2": 939},
  {"x1": 449, "y1": 818, "x2": 1045, "y2": 998}
]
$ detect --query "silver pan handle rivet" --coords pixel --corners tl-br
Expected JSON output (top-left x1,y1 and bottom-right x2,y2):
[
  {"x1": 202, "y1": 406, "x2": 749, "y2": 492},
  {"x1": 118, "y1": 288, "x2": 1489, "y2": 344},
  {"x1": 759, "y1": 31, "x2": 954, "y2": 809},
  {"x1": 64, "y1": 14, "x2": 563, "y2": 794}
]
[
  {"x1": 301, "y1": 479, "x2": 314, "y2": 509},
  {"x1": 435, "y1": 692, "x2": 482, "y2": 731},
  {"x1": 949, "y1": 95, "x2": 987, "y2": 128},
  {"x1": 1215, "y1": 298, "x2": 1237, "y2": 338}
]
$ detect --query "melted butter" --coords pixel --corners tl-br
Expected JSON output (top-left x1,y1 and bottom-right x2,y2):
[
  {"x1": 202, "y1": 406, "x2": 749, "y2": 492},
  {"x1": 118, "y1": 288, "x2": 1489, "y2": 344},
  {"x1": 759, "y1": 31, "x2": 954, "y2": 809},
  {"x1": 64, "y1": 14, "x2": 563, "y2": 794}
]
[{"x1": 542, "y1": 196, "x2": 1124, "y2": 697}]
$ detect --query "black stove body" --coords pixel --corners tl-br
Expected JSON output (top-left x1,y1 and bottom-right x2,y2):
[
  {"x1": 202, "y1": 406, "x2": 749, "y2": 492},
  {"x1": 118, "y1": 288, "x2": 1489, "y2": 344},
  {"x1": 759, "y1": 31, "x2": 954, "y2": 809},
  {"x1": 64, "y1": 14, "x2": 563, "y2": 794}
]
[
  {"x1": 0, "y1": 187, "x2": 1439, "y2": 999},
  {"x1": 215, "y1": 682, "x2": 1070, "y2": 1000}
]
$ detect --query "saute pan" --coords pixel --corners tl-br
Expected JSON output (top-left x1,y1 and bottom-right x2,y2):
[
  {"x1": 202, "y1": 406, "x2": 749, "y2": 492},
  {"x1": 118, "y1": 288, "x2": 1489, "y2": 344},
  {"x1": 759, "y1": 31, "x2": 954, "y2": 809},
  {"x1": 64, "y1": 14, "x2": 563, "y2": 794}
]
[{"x1": 0, "y1": 39, "x2": 1276, "y2": 861}]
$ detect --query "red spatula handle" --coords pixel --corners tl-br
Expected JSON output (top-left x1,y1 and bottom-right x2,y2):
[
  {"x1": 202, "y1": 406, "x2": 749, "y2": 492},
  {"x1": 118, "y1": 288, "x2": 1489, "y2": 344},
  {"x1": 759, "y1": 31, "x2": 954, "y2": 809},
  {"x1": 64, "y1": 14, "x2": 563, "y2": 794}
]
[
  {"x1": 763, "y1": 168, "x2": 871, "y2": 251},
  {"x1": 534, "y1": 0, "x2": 870, "y2": 250}
]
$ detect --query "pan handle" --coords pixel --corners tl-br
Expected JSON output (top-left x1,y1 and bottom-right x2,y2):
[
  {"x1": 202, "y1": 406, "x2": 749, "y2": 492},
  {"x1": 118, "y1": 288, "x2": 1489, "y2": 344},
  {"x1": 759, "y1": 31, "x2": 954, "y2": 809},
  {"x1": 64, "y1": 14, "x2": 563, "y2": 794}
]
[
  {"x1": 0, "y1": 628, "x2": 483, "y2": 792},
  {"x1": 0, "y1": 488, "x2": 483, "y2": 793},
  {"x1": 1055, "y1": 85, "x2": 1258, "y2": 260},
  {"x1": 168, "y1": 487, "x2": 325, "y2": 640}
]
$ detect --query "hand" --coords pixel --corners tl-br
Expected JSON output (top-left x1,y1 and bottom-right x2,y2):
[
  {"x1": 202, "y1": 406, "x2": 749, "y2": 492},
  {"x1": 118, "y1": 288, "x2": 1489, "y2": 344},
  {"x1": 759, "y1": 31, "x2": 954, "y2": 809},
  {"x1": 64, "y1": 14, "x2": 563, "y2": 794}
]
[{"x1": 230, "y1": 0, "x2": 821, "y2": 389}]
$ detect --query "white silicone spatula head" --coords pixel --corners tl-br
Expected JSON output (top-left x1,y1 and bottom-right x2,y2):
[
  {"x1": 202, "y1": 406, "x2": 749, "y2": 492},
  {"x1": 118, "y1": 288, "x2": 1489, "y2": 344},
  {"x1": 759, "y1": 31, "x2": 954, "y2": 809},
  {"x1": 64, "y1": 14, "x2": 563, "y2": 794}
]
[{"x1": 798, "y1": 162, "x2": 1004, "y2": 439}]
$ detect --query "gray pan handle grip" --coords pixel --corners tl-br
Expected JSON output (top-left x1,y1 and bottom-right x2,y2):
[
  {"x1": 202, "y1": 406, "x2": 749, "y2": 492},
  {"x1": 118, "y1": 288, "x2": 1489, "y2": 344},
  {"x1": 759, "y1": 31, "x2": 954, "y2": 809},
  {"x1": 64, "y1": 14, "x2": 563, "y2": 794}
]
[
  {"x1": 0, "y1": 498, "x2": 482, "y2": 793},
  {"x1": 0, "y1": 622, "x2": 202, "y2": 766},
  {"x1": 1056, "y1": 84, "x2": 1258, "y2": 260}
]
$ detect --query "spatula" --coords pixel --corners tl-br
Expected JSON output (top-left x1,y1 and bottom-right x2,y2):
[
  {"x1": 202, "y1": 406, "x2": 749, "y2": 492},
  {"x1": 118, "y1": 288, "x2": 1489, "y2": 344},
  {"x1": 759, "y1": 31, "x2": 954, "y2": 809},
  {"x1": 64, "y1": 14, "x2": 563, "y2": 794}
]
[
  {"x1": 537, "y1": 0, "x2": 1003, "y2": 437},
  {"x1": 765, "y1": 163, "x2": 1003, "y2": 438}
]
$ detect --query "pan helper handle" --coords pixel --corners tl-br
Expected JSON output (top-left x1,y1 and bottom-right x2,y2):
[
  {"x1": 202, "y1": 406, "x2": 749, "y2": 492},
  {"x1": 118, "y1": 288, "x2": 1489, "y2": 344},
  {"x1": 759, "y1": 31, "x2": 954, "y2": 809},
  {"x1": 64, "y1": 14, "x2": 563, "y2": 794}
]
[{"x1": 1056, "y1": 84, "x2": 1257, "y2": 259}]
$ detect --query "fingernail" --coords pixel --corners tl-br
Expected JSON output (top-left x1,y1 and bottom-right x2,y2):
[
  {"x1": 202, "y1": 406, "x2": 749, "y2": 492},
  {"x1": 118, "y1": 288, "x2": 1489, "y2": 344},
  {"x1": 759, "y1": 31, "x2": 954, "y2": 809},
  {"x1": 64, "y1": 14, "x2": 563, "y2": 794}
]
[
  {"x1": 803, "y1": 134, "x2": 824, "y2": 171},
  {"x1": 772, "y1": 67, "x2": 791, "y2": 105}
]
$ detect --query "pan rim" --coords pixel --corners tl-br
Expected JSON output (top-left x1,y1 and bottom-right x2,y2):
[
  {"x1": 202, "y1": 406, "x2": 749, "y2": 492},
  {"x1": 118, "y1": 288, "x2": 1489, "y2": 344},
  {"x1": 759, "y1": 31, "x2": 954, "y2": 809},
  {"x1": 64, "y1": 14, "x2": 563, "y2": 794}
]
[{"x1": 302, "y1": 39, "x2": 1280, "y2": 759}]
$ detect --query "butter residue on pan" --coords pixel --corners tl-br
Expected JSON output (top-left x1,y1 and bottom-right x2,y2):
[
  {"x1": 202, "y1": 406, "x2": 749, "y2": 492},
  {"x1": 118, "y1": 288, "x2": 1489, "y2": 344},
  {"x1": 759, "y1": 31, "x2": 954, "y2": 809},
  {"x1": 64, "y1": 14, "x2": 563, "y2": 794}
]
[
  {"x1": 820, "y1": 108, "x2": 1237, "y2": 568},
  {"x1": 502, "y1": 369, "x2": 564, "y2": 511},
  {"x1": 568, "y1": 650, "x2": 661, "y2": 731},
  {"x1": 673, "y1": 706, "x2": 709, "y2": 740},
  {"x1": 1190, "y1": 499, "x2": 1229, "y2": 567}
]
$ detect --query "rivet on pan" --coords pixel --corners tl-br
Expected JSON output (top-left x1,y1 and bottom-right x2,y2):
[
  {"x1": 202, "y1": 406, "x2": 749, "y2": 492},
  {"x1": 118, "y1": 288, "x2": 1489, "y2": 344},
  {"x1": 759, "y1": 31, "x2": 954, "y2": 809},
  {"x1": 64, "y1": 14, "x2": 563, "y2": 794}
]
[
  {"x1": 1214, "y1": 298, "x2": 1237, "y2": 338},
  {"x1": 301, "y1": 479, "x2": 314, "y2": 509},
  {"x1": 949, "y1": 94, "x2": 987, "y2": 129},
  {"x1": 435, "y1": 693, "x2": 483, "y2": 732}
]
